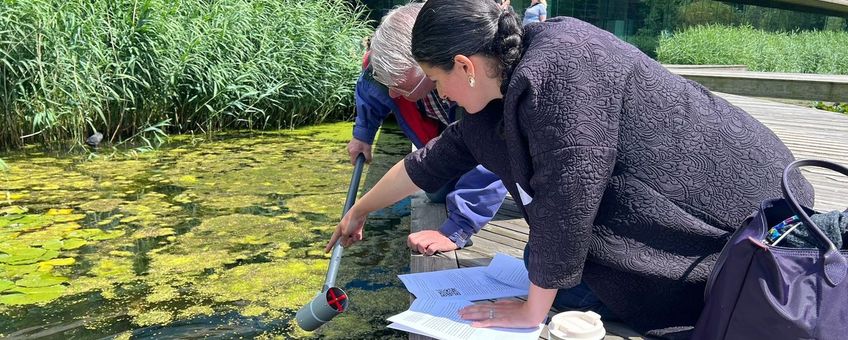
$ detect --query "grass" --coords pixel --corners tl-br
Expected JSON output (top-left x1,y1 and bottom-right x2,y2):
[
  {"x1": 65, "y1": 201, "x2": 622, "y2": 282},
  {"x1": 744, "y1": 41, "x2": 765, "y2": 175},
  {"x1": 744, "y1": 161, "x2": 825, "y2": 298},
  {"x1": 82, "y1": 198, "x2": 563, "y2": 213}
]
[
  {"x1": 0, "y1": 0, "x2": 372, "y2": 152},
  {"x1": 657, "y1": 25, "x2": 848, "y2": 75}
]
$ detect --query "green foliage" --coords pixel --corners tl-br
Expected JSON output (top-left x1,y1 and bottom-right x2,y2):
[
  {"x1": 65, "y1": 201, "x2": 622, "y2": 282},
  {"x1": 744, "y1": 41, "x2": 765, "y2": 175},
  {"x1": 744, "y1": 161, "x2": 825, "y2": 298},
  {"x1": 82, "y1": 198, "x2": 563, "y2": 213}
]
[
  {"x1": 736, "y1": 5, "x2": 827, "y2": 32},
  {"x1": 657, "y1": 25, "x2": 848, "y2": 75},
  {"x1": 815, "y1": 102, "x2": 848, "y2": 114},
  {"x1": 641, "y1": 0, "x2": 689, "y2": 35},
  {"x1": 0, "y1": 0, "x2": 372, "y2": 150},
  {"x1": 626, "y1": 31, "x2": 660, "y2": 58},
  {"x1": 678, "y1": 1, "x2": 737, "y2": 29}
]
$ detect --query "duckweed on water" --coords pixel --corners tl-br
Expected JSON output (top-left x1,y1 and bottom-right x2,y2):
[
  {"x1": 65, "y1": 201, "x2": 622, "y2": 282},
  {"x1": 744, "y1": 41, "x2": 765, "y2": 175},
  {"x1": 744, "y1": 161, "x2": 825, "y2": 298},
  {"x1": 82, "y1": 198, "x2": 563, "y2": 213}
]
[{"x1": 0, "y1": 122, "x2": 411, "y2": 338}]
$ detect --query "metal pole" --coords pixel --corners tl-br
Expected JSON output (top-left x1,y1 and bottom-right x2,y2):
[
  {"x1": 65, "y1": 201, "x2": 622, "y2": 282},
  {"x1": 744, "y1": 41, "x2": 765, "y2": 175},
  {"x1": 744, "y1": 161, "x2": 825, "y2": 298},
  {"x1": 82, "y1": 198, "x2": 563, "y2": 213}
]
[{"x1": 322, "y1": 153, "x2": 366, "y2": 292}]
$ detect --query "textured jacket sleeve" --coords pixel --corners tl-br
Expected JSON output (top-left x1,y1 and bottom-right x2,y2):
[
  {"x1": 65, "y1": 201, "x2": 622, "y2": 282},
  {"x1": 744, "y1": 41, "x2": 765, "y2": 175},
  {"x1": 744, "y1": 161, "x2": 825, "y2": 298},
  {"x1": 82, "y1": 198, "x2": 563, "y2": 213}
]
[
  {"x1": 353, "y1": 72, "x2": 394, "y2": 145},
  {"x1": 439, "y1": 165, "x2": 507, "y2": 248},
  {"x1": 404, "y1": 122, "x2": 478, "y2": 193},
  {"x1": 516, "y1": 65, "x2": 622, "y2": 290}
]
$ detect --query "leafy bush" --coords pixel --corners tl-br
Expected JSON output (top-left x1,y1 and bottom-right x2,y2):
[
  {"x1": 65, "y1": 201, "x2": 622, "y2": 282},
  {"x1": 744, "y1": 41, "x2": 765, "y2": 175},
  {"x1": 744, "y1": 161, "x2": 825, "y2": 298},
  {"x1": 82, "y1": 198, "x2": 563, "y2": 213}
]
[
  {"x1": 626, "y1": 31, "x2": 660, "y2": 58},
  {"x1": 678, "y1": 1, "x2": 737, "y2": 29},
  {"x1": 0, "y1": 0, "x2": 371, "y2": 150},
  {"x1": 657, "y1": 25, "x2": 848, "y2": 75},
  {"x1": 815, "y1": 102, "x2": 848, "y2": 114}
]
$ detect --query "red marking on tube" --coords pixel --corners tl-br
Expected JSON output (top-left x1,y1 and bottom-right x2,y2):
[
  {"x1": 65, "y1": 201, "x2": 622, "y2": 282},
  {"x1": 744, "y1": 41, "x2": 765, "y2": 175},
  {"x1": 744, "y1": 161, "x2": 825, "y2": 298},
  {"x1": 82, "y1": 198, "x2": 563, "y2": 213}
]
[{"x1": 327, "y1": 288, "x2": 347, "y2": 312}]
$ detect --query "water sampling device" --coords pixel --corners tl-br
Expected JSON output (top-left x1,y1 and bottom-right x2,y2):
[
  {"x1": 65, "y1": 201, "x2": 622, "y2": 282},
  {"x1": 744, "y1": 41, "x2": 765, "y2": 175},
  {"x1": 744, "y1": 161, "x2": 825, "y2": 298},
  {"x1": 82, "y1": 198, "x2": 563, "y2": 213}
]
[{"x1": 295, "y1": 153, "x2": 366, "y2": 331}]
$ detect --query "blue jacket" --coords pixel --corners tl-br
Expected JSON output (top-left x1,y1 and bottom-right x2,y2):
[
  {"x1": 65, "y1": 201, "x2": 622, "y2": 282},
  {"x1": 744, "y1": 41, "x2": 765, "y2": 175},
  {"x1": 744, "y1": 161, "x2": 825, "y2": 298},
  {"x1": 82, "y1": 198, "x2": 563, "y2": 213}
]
[{"x1": 353, "y1": 70, "x2": 507, "y2": 248}]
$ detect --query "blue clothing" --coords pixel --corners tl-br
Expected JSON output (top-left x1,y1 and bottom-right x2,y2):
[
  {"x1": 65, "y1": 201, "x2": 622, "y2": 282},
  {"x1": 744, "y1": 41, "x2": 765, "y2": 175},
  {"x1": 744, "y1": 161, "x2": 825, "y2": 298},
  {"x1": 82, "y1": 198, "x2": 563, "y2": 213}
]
[
  {"x1": 440, "y1": 165, "x2": 505, "y2": 248},
  {"x1": 353, "y1": 70, "x2": 507, "y2": 248},
  {"x1": 522, "y1": 4, "x2": 546, "y2": 26}
]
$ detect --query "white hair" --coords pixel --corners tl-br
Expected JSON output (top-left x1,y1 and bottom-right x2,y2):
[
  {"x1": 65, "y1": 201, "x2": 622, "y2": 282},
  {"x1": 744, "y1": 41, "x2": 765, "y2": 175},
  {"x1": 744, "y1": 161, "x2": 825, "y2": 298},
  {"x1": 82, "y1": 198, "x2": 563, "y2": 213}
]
[{"x1": 370, "y1": 3, "x2": 423, "y2": 87}]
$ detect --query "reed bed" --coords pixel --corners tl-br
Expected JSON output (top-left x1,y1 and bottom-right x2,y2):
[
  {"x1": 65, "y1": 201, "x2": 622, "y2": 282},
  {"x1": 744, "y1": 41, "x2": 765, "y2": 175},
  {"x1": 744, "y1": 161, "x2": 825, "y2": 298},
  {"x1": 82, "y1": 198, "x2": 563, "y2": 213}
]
[
  {"x1": 657, "y1": 25, "x2": 848, "y2": 75},
  {"x1": 0, "y1": 0, "x2": 371, "y2": 151}
]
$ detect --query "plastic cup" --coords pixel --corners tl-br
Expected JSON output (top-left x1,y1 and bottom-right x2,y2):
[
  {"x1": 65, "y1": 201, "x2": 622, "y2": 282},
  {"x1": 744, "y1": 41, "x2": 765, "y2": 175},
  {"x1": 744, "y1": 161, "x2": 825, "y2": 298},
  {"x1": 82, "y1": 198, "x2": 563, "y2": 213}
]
[{"x1": 547, "y1": 311, "x2": 606, "y2": 340}]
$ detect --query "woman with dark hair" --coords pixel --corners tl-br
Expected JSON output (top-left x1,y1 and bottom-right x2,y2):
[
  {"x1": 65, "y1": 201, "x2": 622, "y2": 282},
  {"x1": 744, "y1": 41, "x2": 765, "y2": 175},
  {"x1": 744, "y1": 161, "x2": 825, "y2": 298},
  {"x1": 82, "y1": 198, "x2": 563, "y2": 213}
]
[{"x1": 326, "y1": 0, "x2": 811, "y2": 337}]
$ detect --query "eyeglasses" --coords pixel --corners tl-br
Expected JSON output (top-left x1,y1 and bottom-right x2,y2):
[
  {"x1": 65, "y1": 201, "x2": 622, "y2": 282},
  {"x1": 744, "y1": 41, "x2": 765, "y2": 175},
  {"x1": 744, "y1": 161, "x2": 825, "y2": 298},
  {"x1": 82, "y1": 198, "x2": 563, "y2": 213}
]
[{"x1": 389, "y1": 73, "x2": 427, "y2": 98}]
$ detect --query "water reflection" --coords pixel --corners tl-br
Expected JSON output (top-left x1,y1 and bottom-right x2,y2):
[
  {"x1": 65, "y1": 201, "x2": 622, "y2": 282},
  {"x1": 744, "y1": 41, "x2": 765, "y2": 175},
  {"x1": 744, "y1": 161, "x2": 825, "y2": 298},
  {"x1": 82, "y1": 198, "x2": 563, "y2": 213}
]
[{"x1": 0, "y1": 123, "x2": 410, "y2": 339}]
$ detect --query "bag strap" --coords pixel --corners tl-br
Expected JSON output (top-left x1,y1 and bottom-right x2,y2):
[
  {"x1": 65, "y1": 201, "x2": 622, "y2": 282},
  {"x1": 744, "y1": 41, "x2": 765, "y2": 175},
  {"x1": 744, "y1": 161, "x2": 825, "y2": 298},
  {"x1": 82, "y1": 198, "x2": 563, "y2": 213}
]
[{"x1": 782, "y1": 159, "x2": 848, "y2": 286}]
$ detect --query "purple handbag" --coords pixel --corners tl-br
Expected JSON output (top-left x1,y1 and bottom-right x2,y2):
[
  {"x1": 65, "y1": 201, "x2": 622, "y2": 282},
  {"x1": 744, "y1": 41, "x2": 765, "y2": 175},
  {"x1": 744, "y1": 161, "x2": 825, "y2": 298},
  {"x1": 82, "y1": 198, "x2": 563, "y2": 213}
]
[{"x1": 692, "y1": 160, "x2": 848, "y2": 340}]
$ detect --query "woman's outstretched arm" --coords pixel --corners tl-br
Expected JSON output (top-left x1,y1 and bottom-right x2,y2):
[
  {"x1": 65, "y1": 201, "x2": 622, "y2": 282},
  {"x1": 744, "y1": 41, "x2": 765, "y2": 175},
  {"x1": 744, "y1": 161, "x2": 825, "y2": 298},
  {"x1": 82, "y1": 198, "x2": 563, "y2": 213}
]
[{"x1": 325, "y1": 159, "x2": 421, "y2": 252}]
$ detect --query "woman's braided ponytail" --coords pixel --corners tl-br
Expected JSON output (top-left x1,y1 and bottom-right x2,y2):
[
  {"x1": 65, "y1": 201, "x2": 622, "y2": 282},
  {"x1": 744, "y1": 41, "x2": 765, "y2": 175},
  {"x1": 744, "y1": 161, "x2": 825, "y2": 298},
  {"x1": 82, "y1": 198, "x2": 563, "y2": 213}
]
[{"x1": 491, "y1": 8, "x2": 523, "y2": 95}]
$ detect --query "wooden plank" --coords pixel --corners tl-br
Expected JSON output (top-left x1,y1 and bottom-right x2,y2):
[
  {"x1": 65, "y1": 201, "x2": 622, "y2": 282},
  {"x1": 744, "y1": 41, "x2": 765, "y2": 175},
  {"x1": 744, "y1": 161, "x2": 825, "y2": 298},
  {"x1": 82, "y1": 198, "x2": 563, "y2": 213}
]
[
  {"x1": 408, "y1": 191, "x2": 457, "y2": 340},
  {"x1": 487, "y1": 218, "x2": 531, "y2": 236},
  {"x1": 478, "y1": 223, "x2": 529, "y2": 243},
  {"x1": 718, "y1": 92, "x2": 848, "y2": 212},
  {"x1": 475, "y1": 228, "x2": 528, "y2": 249},
  {"x1": 409, "y1": 191, "x2": 456, "y2": 267},
  {"x1": 461, "y1": 235, "x2": 524, "y2": 258}
]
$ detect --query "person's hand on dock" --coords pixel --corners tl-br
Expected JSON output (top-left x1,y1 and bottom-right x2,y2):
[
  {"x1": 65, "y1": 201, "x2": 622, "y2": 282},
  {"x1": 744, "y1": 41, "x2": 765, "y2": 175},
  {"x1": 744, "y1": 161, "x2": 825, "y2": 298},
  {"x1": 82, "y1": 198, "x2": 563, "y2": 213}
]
[
  {"x1": 325, "y1": 208, "x2": 367, "y2": 252},
  {"x1": 407, "y1": 230, "x2": 457, "y2": 255},
  {"x1": 406, "y1": 230, "x2": 458, "y2": 255}
]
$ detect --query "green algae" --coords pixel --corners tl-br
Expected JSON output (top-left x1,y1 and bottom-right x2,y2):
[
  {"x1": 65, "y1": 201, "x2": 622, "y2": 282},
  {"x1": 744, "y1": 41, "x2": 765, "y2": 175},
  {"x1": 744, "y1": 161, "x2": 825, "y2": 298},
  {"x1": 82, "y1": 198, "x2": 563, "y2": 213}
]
[
  {"x1": 130, "y1": 308, "x2": 174, "y2": 327},
  {"x1": 0, "y1": 122, "x2": 412, "y2": 338},
  {"x1": 178, "y1": 305, "x2": 215, "y2": 319},
  {"x1": 145, "y1": 284, "x2": 179, "y2": 303},
  {"x1": 78, "y1": 199, "x2": 124, "y2": 213}
]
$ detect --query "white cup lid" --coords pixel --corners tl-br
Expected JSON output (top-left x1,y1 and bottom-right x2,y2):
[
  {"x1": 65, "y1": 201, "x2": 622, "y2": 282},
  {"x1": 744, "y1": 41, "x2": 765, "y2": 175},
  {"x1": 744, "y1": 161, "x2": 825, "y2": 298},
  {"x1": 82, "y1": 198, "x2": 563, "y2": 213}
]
[{"x1": 548, "y1": 311, "x2": 606, "y2": 340}]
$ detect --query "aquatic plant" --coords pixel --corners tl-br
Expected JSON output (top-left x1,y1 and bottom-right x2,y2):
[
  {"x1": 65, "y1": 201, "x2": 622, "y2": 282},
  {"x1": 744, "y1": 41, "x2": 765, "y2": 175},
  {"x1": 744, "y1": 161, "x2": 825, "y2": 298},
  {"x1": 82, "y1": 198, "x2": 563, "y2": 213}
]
[
  {"x1": 0, "y1": 122, "x2": 410, "y2": 338},
  {"x1": 657, "y1": 25, "x2": 848, "y2": 74},
  {"x1": 0, "y1": 0, "x2": 372, "y2": 151}
]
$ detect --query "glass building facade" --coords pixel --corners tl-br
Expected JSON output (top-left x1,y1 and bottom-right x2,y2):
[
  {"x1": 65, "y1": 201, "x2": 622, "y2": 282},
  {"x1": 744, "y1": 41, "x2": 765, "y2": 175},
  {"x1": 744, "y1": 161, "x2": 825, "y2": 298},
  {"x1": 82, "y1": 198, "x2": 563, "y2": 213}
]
[{"x1": 359, "y1": 0, "x2": 847, "y2": 57}]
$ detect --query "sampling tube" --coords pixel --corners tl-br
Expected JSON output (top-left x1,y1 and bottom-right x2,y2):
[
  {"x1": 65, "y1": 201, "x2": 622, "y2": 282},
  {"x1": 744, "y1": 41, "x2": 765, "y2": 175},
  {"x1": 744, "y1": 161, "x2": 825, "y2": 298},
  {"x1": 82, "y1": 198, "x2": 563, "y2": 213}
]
[{"x1": 295, "y1": 153, "x2": 366, "y2": 331}]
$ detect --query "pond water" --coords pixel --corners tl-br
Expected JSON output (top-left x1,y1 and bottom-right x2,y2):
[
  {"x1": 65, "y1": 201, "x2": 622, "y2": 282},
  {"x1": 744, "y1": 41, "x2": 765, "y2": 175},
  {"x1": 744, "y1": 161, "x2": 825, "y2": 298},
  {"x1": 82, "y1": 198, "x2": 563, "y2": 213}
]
[{"x1": 0, "y1": 122, "x2": 410, "y2": 339}]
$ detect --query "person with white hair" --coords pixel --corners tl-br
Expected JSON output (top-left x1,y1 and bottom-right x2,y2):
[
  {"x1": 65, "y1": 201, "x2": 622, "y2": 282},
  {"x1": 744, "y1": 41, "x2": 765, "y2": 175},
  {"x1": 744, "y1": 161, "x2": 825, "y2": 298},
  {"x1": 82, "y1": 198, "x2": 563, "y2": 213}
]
[{"x1": 346, "y1": 2, "x2": 507, "y2": 254}]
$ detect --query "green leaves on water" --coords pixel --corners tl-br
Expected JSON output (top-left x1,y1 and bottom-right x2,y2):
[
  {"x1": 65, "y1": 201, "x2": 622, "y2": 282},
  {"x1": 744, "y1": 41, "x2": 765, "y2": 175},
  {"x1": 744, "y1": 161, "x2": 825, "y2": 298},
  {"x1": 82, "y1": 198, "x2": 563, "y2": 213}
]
[
  {"x1": 0, "y1": 279, "x2": 14, "y2": 292},
  {"x1": 67, "y1": 229, "x2": 125, "y2": 241},
  {"x1": 0, "y1": 208, "x2": 126, "y2": 306},
  {"x1": 0, "y1": 285, "x2": 67, "y2": 305},
  {"x1": 0, "y1": 206, "x2": 27, "y2": 215},
  {"x1": 0, "y1": 273, "x2": 68, "y2": 306},
  {"x1": 0, "y1": 245, "x2": 47, "y2": 265},
  {"x1": 16, "y1": 272, "x2": 68, "y2": 288}
]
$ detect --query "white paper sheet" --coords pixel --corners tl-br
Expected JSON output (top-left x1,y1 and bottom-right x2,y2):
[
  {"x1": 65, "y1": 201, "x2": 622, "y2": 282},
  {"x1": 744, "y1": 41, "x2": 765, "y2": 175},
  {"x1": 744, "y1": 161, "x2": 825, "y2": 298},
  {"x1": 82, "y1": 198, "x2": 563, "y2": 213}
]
[
  {"x1": 387, "y1": 298, "x2": 544, "y2": 340},
  {"x1": 484, "y1": 253, "x2": 532, "y2": 289},
  {"x1": 388, "y1": 322, "x2": 439, "y2": 338},
  {"x1": 398, "y1": 254, "x2": 529, "y2": 301}
]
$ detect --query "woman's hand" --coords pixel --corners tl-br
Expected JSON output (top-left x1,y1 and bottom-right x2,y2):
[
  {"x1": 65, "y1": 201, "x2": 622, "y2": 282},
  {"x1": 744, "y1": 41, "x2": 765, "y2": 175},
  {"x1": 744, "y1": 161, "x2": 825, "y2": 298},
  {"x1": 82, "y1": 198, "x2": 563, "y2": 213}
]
[
  {"x1": 325, "y1": 206, "x2": 368, "y2": 252},
  {"x1": 458, "y1": 300, "x2": 544, "y2": 328}
]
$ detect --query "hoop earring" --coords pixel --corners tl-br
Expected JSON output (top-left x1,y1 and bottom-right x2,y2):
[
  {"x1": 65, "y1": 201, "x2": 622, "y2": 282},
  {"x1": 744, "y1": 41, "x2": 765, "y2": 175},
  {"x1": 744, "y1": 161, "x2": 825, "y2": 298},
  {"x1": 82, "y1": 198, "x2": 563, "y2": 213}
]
[{"x1": 468, "y1": 76, "x2": 475, "y2": 88}]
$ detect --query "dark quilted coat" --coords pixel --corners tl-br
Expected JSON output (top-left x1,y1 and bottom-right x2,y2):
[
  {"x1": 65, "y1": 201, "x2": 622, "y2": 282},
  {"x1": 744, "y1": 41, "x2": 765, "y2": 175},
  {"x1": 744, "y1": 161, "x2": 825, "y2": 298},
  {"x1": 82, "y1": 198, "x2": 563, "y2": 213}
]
[{"x1": 404, "y1": 17, "x2": 813, "y2": 338}]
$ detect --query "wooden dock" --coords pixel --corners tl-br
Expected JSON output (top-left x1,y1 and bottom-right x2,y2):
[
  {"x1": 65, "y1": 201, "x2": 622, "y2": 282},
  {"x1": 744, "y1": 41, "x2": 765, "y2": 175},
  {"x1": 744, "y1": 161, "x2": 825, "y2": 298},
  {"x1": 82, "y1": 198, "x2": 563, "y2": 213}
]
[{"x1": 406, "y1": 93, "x2": 848, "y2": 340}]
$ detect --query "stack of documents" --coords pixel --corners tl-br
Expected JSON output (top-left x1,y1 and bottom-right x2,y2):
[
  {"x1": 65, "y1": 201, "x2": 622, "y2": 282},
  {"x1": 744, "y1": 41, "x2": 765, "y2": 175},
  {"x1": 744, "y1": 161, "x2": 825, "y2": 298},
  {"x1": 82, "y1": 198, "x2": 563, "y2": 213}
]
[{"x1": 387, "y1": 253, "x2": 544, "y2": 340}]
